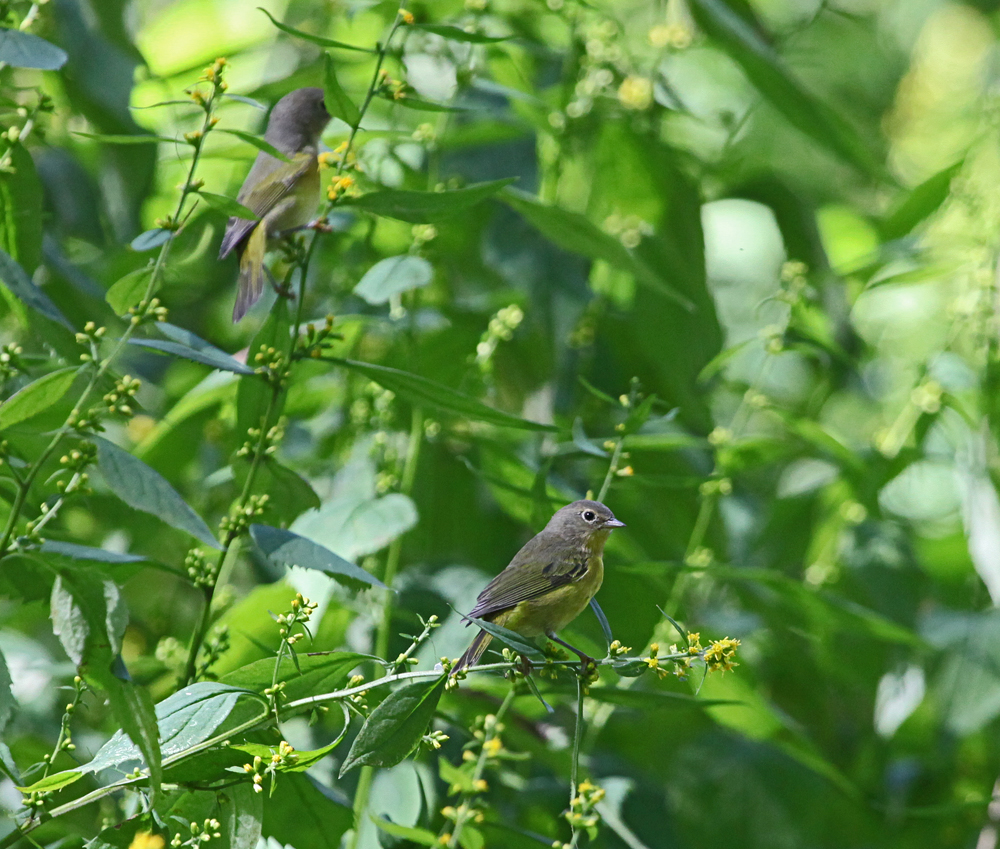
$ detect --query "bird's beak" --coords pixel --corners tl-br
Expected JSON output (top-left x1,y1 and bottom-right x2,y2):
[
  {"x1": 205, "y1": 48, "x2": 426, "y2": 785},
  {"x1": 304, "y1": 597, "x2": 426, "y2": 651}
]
[{"x1": 606, "y1": 518, "x2": 626, "y2": 528}]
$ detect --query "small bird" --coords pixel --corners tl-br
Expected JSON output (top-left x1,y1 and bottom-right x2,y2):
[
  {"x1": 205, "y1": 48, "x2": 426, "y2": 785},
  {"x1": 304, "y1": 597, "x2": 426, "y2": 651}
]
[
  {"x1": 218, "y1": 87, "x2": 331, "y2": 322},
  {"x1": 452, "y1": 499, "x2": 625, "y2": 675}
]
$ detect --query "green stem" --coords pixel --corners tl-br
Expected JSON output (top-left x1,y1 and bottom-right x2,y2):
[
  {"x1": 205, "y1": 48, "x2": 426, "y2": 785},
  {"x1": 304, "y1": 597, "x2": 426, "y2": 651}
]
[{"x1": 447, "y1": 685, "x2": 517, "y2": 848}]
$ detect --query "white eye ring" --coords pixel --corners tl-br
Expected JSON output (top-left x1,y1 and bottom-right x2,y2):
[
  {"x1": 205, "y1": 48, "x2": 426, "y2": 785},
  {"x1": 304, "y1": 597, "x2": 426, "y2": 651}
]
[{"x1": 582, "y1": 510, "x2": 596, "y2": 522}]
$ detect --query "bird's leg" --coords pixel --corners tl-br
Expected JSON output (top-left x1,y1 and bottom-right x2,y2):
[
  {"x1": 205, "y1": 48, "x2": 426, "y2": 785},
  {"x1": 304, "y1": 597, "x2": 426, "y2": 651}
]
[
  {"x1": 265, "y1": 265, "x2": 296, "y2": 301},
  {"x1": 547, "y1": 633, "x2": 596, "y2": 678},
  {"x1": 516, "y1": 653, "x2": 534, "y2": 677},
  {"x1": 275, "y1": 218, "x2": 332, "y2": 237}
]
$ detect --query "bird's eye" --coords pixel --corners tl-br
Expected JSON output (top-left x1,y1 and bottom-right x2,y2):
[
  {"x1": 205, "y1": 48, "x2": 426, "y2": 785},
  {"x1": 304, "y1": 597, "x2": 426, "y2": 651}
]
[{"x1": 582, "y1": 510, "x2": 596, "y2": 522}]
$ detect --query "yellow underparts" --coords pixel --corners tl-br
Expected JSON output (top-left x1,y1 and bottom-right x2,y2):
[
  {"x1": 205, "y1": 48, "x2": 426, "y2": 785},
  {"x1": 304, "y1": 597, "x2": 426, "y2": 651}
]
[{"x1": 493, "y1": 553, "x2": 604, "y2": 638}]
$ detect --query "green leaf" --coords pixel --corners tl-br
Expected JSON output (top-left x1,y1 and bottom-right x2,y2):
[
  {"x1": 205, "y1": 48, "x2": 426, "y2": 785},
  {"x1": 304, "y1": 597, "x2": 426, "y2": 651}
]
[
  {"x1": 371, "y1": 816, "x2": 439, "y2": 847},
  {"x1": 0, "y1": 27, "x2": 67, "y2": 69},
  {"x1": 339, "y1": 675, "x2": 447, "y2": 775},
  {"x1": 323, "y1": 53, "x2": 361, "y2": 128},
  {"x1": 72, "y1": 132, "x2": 177, "y2": 145},
  {"x1": 465, "y1": 615, "x2": 545, "y2": 660},
  {"x1": 0, "y1": 144, "x2": 42, "y2": 276},
  {"x1": 103, "y1": 677, "x2": 162, "y2": 804},
  {"x1": 0, "y1": 366, "x2": 77, "y2": 429},
  {"x1": 16, "y1": 769, "x2": 84, "y2": 794},
  {"x1": 502, "y1": 188, "x2": 694, "y2": 310},
  {"x1": 344, "y1": 178, "x2": 516, "y2": 223},
  {"x1": 259, "y1": 8, "x2": 373, "y2": 52},
  {"x1": 686, "y1": 0, "x2": 881, "y2": 178},
  {"x1": 39, "y1": 540, "x2": 149, "y2": 564},
  {"x1": 353, "y1": 255, "x2": 433, "y2": 304},
  {"x1": 106, "y1": 266, "x2": 152, "y2": 314},
  {"x1": 412, "y1": 23, "x2": 511, "y2": 43},
  {"x1": 196, "y1": 190, "x2": 258, "y2": 220},
  {"x1": 217, "y1": 128, "x2": 291, "y2": 162},
  {"x1": 249, "y1": 524, "x2": 386, "y2": 589},
  {"x1": 589, "y1": 598, "x2": 613, "y2": 649},
  {"x1": 82, "y1": 682, "x2": 267, "y2": 775},
  {"x1": 129, "y1": 323, "x2": 255, "y2": 375},
  {"x1": 130, "y1": 229, "x2": 172, "y2": 251},
  {"x1": 95, "y1": 436, "x2": 222, "y2": 549},
  {"x1": 231, "y1": 738, "x2": 342, "y2": 773},
  {"x1": 220, "y1": 651, "x2": 371, "y2": 702},
  {"x1": 234, "y1": 457, "x2": 320, "y2": 526},
  {"x1": 0, "y1": 246, "x2": 72, "y2": 328},
  {"x1": 220, "y1": 782, "x2": 263, "y2": 849},
  {"x1": 261, "y1": 773, "x2": 352, "y2": 849},
  {"x1": 882, "y1": 160, "x2": 963, "y2": 240},
  {"x1": 50, "y1": 571, "x2": 127, "y2": 667},
  {"x1": 0, "y1": 647, "x2": 13, "y2": 736},
  {"x1": 330, "y1": 358, "x2": 556, "y2": 431},
  {"x1": 386, "y1": 95, "x2": 468, "y2": 113},
  {"x1": 582, "y1": 687, "x2": 729, "y2": 708}
]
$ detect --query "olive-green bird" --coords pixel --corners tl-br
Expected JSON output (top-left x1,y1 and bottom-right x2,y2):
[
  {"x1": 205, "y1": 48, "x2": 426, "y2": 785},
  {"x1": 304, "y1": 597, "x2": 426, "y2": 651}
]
[
  {"x1": 453, "y1": 499, "x2": 625, "y2": 674},
  {"x1": 218, "y1": 87, "x2": 331, "y2": 322}
]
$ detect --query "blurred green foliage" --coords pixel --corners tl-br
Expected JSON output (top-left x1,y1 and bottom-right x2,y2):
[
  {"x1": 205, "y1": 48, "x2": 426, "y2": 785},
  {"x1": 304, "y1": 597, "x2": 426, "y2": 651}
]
[{"x1": 2, "y1": 0, "x2": 1000, "y2": 847}]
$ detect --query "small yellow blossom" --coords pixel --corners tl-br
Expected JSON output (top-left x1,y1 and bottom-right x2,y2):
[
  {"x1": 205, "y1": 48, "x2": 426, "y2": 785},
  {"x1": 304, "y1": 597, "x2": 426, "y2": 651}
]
[
  {"x1": 401, "y1": 10, "x2": 415, "y2": 24},
  {"x1": 483, "y1": 737, "x2": 502, "y2": 757},
  {"x1": 129, "y1": 834, "x2": 165, "y2": 849},
  {"x1": 618, "y1": 75, "x2": 653, "y2": 111}
]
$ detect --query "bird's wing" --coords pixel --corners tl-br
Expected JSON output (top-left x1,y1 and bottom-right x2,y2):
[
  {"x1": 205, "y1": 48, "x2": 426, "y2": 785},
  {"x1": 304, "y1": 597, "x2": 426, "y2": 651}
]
[
  {"x1": 466, "y1": 534, "x2": 589, "y2": 621},
  {"x1": 217, "y1": 151, "x2": 316, "y2": 259}
]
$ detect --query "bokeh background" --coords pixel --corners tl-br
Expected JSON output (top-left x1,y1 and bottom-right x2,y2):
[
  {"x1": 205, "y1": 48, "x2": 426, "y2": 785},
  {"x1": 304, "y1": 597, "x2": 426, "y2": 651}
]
[{"x1": 4, "y1": 0, "x2": 1000, "y2": 847}]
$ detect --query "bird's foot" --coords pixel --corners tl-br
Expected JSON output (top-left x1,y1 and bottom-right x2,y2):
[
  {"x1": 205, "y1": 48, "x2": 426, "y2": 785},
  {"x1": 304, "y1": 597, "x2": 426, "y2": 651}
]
[
  {"x1": 517, "y1": 654, "x2": 534, "y2": 677},
  {"x1": 306, "y1": 217, "x2": 333, "y2": 234}
]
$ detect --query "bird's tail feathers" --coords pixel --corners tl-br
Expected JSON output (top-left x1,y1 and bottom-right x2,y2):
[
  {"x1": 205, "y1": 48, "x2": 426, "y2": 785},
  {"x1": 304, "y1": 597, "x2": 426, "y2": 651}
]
[
  {"x1": 451, "y1": 629, "x2": 492, "y2": 676},
  {"x1": 233, "y1": 224, "x2": 267, "y2": 322}
]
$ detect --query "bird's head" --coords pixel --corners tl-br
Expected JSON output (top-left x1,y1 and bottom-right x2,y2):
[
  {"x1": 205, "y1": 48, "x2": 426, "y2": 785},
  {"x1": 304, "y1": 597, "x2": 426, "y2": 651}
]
[
  {"x1": 264, "y1": 87, "x2": 331, "y2": 153},
  {"x1": 545, "y1": 499, "x2": 625, "y2": 546}
]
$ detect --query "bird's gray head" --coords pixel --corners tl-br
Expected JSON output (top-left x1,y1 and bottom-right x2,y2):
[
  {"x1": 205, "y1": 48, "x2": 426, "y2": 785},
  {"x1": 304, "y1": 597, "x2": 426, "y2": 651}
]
[
  {"x1": 264, "y1": 87, "x2": 331, "y2": 153},
  {"x1": 545, "y1": 499, "x2": 625, "y2": 541}
]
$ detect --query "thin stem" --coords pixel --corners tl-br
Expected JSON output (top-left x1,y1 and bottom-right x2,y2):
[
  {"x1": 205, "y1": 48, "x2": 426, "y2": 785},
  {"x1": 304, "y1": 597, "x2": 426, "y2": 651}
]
[
  {"x1": 447, "y1": 685, "x2": 517, "y2": 848},
  {"x1": 596, "y1": 437, "x2": 623, "y2": 503},
  {"x1": 570, "y1": 675, "x2": 585, "y2": 806}
]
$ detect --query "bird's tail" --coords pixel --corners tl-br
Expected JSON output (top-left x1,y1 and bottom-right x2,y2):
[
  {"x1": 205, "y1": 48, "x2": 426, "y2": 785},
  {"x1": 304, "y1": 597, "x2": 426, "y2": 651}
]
[
  {"x1": 233, "y1": 224, "x2": 267, "y2": 322},
  {"x1": 451, "y1": 629, "x2": 492, "y2": 676}
]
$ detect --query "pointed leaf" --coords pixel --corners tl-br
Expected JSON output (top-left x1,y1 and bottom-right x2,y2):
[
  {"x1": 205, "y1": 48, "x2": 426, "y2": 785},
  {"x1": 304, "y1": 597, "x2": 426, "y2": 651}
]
[
  {"x1": 217, "y1": 128, "x2": 291, "y2": 162},
  {"x1": 40, "y1": 540, "x2": 148, "y2": 564},
  {"x1": 16, "y1": 769, "x2": 84, "y2": 794},
  {"x1": 129, "y1": 323, "x2": 254, "y2": 374},
  {"x1": 0, "y1": 144, "x2": 43, "y2": 276},
  {"x1": 130, "y1": 229, "x2": 172, "y2": 251},
  {"x1": 249, "y1": 524, "x2": 385, "y2": 589},
  {"x1": 0, "y1": 648, "x2": 12, "y2": 735},
  {"x1": 344, "y1": 179, "x2": 516, "y2": 223},
  {"x1": 323, "y1": 53, "x2": 361, "y2": 128},
  {"x1": 196, "y1": 191, "x2": 258, "y2": 220},
  {"x1": 0, "y1": 246, "x2": 72, "y2": 328},
  {"x1": 0, "y1": 367, "x2": 78, "y2": 428},
  {"x1": 106, "y1": 266, "x2": 152, "y2": 313},
  {"x1": 371, "y1": 816, "x2": 438, "y2": 846},
  {"x1": 259, "y1": 8, "x2": 373, "y2": 52},
  {"x1": 339, "y1": 675, "x2": 447, "y2": 775},
  {"x1": 412, "y1": 24, "x2": 511, "y2": 44},
  {"x1": 330, "y1": 358, "x2": 556, "y2": 431},
  {"x1": 95, "y1": 436, "x2": 222, "y2": 549},
  {"x1": 354, "y1": 255, "x2": 433, "y2": 304},
  {"x1": 0, "y1": 28, "x2": 67, "y2": 69}
]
